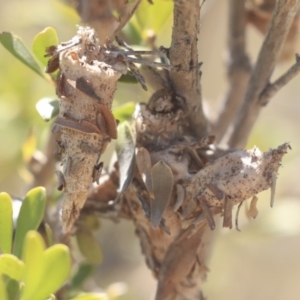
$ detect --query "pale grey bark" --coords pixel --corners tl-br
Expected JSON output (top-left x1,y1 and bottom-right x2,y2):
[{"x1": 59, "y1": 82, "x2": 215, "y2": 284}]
[{"x1": 229, "y1": 0, "x2": 300, "y2": 149}]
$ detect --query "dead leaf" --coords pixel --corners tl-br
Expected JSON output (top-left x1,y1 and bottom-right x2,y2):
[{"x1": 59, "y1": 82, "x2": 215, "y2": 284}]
[
  {"x1": 136, "y1": 147, "x2": 153, "y2": 197},
  {"x1": 151, "y1": 160, "x2": 174, "y2": 228}
]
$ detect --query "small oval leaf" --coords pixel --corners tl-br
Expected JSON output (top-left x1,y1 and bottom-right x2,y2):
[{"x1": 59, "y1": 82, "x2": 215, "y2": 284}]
[
  {"x1": 32, "y1": 27, "x2": 59, "y2": 66},
  {"x1": 0, "y1": 193, "x2": 13, "y2": 254},
  {"x1": 33, "y1": 245, "x2": 71, "y2": 300},
  {"x1": 151, "y1": 161, "x2": 174, "y2": 228},
  {"x1": 0, "y1": 32, "x2": 46, "y2": 79},
  {"x1": 136, "y1": 147, "x2": 153, "y2": 197},
  {"x1": 0, "y1": 254, "x2": 25, "y2": 280},
  {"x1": 21, "y1": 232, "x2": 71, "y2": 300},
  {"x1": 248, "y1": 196, "x2": 259, "y2": 219},
  {"x1": 116, "y1": 122, "x2": 136, "y2": 194},
  {"x1": 70, "y1": 293, "x2": 108, "y2": 300},
  {"x1": 36, "y1": 97, "x2": 59, "y2": 122},
  {"x1": 5, "y1": 278, "x2": 20, "y2": 300},
  {"x1": 13, "y1": 187, "x2": 46, "y2": 258},
  {"x1": 44, "y1": 223, "x2": 54, "y2": 247},
  {"x1": 21, "y1": 231, "x2": 45, "y2": 300},
  {"x1": 98, "y1": 104, "x2": 118, "y2": 139},
  {"x1": 173, "y1": 184, "x2": 185, "y2": 212},
  {"x1": 76, "y1": 229, "x2": 103, "y2": 265}
]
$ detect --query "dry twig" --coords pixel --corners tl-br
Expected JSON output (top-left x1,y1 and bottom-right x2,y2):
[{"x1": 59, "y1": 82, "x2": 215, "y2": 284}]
[
  {"x1": 229, "y1": 0, "x2": 300, "y2": 148},
  {"x1": 214, "y1": 0, "x2": 251, "y2": 143},
  {"x1": 260, "y1": 53, "x2": 300, "y2": 105}
]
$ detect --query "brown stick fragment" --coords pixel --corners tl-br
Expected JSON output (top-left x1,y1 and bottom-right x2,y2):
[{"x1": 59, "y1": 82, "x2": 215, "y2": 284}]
[
  {"x1": 260, "y1": 54, "x2": 300, "y2": 105},
  {"x1": 235, "y1": 200, "x2": 244, "y2": 231},
  {"x1": 136, "y1": 147, "x2": 154, "y2": 198},
  {"x1": 55, "y1": 170, "x2": 66, "y2": 191},
  {"x1": 186, "y1": 147, "x2": 204, "y2": 168},
  {"x1": 206, "y1": 184, "x2": 224, "y2": 201},
  {"x1": 76, "y1": 77, "x2": 101, "y2": 101},
  {"x1": 248, "y1": 196, "x2": 259, "y2": 218},
  {"x1": 46, "y1": 54, "x2": 59, "y2": 73},
  {"x1": 223, "y1": 196, "x2": 233, "y2": 228},
  {"x1": 173, "y1": 184, "x2": 185, "y2": 212},
  {"x1": 270, "y1": 172, "x2": 277, "y2": 208},
  {"x1": 92, "y1": 162, "x2": 103, "y2": 185},
  {"x1": 96, "y1": 103, "x2": 118, "y2": 139},
  {"x1": 198, "y1": 196, "x2": 215, "y2": 230},
  {"x1": 54, "y1": 116, "x2": 102, "y2": 136},
  {"x1": 57, "y1": 73, "x2": 66, "y2": 97}
]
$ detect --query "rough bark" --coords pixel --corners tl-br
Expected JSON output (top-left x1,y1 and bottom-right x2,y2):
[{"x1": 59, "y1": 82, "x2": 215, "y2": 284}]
[
  {"x1": 47, "y1": 27, "x2": 126, "y2": 232},
  {"x1": 168, "y1": 0, "x2": 208, "y2": 139}
]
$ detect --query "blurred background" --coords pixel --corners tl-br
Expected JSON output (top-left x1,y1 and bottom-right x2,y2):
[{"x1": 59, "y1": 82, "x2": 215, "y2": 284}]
[{"x1": 1, "y1": 0, "x2": 300, "y2": 299}]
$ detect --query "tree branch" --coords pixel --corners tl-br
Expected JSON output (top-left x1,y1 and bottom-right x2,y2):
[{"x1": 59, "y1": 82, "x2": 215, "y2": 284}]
[
  {"x1": 168, "y1": 0, "x2": 208, "y2": 138},
  {"x1": 260, "y1": 53, "x2": 300, "y2": 105},
  {"x1": 228, "y1": 0, "x2": 300, "y2": 149},
  {"x1": 213, "y1": 0, "x2": 251, "y2": 143},
  {"x1": 72, "y1": 0, "x2": 141, "y2": 44}
]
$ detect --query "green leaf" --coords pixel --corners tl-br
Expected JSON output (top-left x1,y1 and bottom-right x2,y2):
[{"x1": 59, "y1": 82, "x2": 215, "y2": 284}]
[
  {"x1": 135, "y1": 0, "x2": 173, "y2": 35},
  {"x1": 36, "y1": 97, "x2": 59, "y2": 122},
  {"x1": 32, "y1": 27, "x2": 58, "y2": 66},
  {"x1": 71, "y1": 264, "x2": 94, "y2": 289},
  {"x1": 21, "y1": 231, "x2": 45, "y2": 300},
  {"x1": 13, "y1": 187, "x2": 46, "y2": 258},
  {"x1": 44, "y1": 223, "x2": 54, "y2": 247},
  {"x1": 113, "y1": 102, "x2": 135, "y2": 123},
  {"x1": 0, "y1": 193, "x2": 13, "y2": 254},
  {"x1": 70, "y1": 293, "x2": 108, "y2": 300},
  {"x1": 0, "y1": 32, "x2": 46, "y2": 79},
  {"x1": 0, "y1": 276, "x2": 9, "y2": 300},
  {"x1": 35, "y1": 245, "x2": 71, "y2": 300},
  {"x1": 0, "y1": 254, "x2": 25, "y2": 280},
  {"x1": 76, "y1": 229, "x2": 103, "y2": 265},
  {"x1": 21, "y1": 234, "x2": 71, "y2": 300},
  {"x1": 5, "y1": 278, "x2": 20, "y2": 300},
  {"x1": 116, "y1": 122, "x2": 136, "y2": 194}
]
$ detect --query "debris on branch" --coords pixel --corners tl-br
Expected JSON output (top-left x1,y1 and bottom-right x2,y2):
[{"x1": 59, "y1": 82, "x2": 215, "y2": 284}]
[
  {"x1": 46, "y1": 26, "x2": 171, "y2": 233},
  {"x1": 186, "y1": 143, "x2": 290, "y2": 229},
  {"x1": 46, "y1": 27, "x2": 126, "y2": 233}
]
